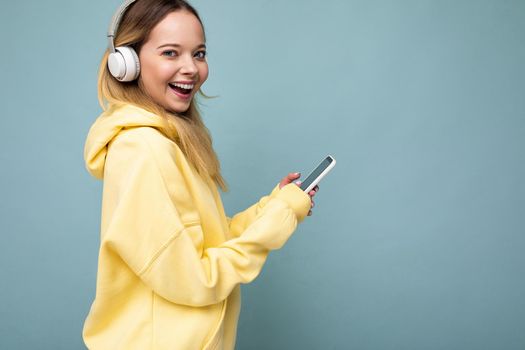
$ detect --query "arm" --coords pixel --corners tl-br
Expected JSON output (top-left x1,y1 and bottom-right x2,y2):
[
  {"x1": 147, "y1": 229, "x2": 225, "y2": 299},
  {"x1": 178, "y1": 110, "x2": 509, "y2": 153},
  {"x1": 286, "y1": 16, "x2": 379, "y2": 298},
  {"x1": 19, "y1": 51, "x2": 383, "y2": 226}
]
[
  {"x1": 102, "y1": 129, "x2": 311, "y2": 308},
  {"x1": 227, "y1": 183, "x2": 282, "y2": 239}
]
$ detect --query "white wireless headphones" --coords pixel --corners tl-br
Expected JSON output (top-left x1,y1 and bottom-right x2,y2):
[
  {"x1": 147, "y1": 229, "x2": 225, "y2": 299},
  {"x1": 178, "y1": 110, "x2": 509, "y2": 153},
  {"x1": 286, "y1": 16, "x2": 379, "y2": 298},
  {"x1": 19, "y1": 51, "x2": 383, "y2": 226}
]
[{"x1": 107, "y1": 0, "x2": 140, "y2": 82}]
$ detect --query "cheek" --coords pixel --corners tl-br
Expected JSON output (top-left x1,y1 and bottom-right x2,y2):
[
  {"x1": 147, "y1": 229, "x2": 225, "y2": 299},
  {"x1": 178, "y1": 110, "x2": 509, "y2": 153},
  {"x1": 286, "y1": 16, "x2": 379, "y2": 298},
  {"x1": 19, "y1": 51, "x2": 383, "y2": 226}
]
[
  {"x1": 141, "y1": 58, "x2": 172, "y2": 82},
  {"x1": 152, "y1": 63, "x2": 175, "y2": 83},
  {"x1": 199, "y1": 64, "x2": 209, "y2": 84}
]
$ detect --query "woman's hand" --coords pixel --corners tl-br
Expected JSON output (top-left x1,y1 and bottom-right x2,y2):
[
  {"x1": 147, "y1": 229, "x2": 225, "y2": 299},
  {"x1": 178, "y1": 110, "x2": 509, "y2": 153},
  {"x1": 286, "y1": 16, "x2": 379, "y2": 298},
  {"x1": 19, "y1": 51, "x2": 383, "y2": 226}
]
[{"x1": 279, "y1": 172, "x2": 319, "y2": 216}]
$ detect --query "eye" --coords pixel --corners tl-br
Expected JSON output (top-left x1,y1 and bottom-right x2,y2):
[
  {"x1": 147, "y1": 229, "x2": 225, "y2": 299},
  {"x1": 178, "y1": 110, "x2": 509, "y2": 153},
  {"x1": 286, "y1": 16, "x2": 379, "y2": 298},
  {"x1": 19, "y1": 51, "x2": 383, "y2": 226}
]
[
  {"x1": 162, "y1": 50, "x2": 177, "y2": 57},
  {"x1": 195, "y1": 50, "x2": 207, "y2": 59}
]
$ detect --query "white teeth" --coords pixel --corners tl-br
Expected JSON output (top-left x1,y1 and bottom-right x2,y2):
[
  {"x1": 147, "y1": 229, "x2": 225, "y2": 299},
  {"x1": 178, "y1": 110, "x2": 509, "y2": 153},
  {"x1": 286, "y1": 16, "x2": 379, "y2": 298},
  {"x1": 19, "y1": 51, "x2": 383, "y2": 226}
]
[{"x1": 171, "y1": 82, "x2": 194, "y2": 89}]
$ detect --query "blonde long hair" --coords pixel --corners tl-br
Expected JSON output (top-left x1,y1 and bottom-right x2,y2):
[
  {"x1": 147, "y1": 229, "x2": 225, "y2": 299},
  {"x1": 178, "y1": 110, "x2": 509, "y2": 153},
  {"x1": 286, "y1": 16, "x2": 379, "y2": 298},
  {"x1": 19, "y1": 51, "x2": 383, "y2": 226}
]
[{"x1": 98, "y1": 0, "x2": 227, "y2": 191}]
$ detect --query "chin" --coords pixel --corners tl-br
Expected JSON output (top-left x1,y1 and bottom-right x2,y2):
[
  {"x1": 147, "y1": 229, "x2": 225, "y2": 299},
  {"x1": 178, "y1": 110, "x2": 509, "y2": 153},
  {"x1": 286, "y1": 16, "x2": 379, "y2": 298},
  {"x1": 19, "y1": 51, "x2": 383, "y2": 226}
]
[{"x1": 167, "y1": 103, "x2": 191, "y2": 114}]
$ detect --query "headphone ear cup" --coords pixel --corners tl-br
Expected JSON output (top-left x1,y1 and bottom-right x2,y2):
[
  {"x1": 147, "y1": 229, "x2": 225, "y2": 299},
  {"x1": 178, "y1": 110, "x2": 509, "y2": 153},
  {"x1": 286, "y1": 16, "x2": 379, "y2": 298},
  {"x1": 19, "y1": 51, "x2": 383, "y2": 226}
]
[{"x1": 108, "y1": 46, "x2": 140, "y2": 82}]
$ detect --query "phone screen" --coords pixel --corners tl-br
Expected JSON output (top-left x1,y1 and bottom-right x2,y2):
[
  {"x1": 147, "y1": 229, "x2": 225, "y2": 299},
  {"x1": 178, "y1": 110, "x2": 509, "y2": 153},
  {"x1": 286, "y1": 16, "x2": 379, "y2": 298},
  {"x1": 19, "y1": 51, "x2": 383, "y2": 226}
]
[{"x1": 299, "y1": 156, "x2": 334, "y2": 191}]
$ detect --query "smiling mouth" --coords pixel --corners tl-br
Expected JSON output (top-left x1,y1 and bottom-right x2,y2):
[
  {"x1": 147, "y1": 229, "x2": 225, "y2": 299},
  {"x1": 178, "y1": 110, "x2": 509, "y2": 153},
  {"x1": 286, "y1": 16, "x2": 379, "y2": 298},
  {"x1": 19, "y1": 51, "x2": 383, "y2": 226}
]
[{"x1": 168, "y1": 82, "x2": 194, "y2": 95}]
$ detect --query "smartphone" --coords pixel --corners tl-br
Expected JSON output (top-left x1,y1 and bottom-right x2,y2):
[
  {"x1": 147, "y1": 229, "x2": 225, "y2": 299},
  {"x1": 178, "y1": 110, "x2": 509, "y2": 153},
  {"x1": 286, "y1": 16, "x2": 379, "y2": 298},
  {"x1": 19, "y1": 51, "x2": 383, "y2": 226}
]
[{"x1": 299, "y1": 155, "x2": 336, "y2": 193}]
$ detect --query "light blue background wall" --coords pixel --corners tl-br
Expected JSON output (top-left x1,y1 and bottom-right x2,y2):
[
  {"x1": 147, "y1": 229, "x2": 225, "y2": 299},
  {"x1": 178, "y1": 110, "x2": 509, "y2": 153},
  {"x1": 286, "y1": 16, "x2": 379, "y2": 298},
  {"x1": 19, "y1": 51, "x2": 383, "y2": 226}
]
[{"x1": 1, "y1": 0, "x2": 524, "y2": 349}]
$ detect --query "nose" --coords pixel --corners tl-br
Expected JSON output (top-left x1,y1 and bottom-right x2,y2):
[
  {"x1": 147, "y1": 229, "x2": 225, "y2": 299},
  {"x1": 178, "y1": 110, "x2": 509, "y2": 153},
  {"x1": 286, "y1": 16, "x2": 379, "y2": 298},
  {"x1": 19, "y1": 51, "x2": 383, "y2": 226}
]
[{"x1": 180, "y1": 54, "x2": 198, "y2": 75}]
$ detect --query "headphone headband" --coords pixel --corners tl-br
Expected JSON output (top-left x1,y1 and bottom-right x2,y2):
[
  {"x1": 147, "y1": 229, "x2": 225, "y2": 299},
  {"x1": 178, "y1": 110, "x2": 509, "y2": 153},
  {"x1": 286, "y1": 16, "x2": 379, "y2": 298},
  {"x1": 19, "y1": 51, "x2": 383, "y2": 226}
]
[{"x1": 107, "y1": 0, "x2": 137, "y2": 53}]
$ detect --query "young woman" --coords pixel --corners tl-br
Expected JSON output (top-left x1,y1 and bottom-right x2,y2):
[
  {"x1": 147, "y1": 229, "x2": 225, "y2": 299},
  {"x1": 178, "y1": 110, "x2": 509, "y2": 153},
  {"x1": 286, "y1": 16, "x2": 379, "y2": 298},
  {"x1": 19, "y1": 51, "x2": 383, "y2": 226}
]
[{"x1": 82, "y1": 0, "x2": 319, "y2": 348}]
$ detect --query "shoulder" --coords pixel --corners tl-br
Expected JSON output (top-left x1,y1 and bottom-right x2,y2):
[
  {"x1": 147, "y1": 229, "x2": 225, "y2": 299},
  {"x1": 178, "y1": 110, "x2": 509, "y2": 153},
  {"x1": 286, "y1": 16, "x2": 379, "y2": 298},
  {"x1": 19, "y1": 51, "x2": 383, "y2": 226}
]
[
  {"x1": 107, "y1": 126, "x2": 185, "y2": 177},
  {"x1": 111, "y1": 126, "x2": 166, "y2": 147},
  {"x1": 108, "y1": 126, "x2": 178, "y2": 159}
]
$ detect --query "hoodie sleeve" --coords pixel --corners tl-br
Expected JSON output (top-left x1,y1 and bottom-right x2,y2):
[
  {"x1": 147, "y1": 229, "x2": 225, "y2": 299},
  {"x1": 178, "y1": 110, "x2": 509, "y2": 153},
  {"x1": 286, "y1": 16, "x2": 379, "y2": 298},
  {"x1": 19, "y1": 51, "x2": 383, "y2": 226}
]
[
  {"x1": 227, "y1": 184, "x2": 283, "y2": 239},
  {"x1": 101, "y1": 128, "x2": 311, "y2": 307}
]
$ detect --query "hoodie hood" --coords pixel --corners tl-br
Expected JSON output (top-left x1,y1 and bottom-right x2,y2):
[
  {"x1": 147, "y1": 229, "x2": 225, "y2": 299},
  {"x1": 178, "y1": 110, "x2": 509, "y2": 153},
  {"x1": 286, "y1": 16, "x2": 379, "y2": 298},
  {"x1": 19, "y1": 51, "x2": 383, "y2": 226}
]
[{"x1": 84, "y1": 103, "x2": 175, "y2": 180}]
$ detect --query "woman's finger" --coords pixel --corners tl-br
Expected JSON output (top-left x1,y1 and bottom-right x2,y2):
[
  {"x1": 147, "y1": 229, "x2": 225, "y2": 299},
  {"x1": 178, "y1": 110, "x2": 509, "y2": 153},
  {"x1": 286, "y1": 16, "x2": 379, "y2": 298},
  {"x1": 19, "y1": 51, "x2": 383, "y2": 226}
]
[
  {"x1": 288, "y1": 172, "x2": 300, "y2": 181},
  {"x1": 280, "y1": 172, "x2": 301, "y2": 188}
]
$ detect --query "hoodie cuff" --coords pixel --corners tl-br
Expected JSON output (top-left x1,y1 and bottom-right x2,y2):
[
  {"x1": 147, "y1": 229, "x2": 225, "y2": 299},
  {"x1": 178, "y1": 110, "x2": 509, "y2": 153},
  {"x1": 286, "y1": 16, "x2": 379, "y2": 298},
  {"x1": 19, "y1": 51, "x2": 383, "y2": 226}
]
[
  {"x1": 274, "y1": 183, "x2": 311, "y2": 223},
  {"x1": 269, "y1": 183, "x2": 281, "y2": 198}
]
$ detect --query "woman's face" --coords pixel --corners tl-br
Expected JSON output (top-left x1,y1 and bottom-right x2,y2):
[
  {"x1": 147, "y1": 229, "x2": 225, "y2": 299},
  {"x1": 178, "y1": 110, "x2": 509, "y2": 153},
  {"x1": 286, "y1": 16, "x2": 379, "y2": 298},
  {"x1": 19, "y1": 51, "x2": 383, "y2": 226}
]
[{"x1": 138, "y1": 10, "x2": 208, "y2": 113}]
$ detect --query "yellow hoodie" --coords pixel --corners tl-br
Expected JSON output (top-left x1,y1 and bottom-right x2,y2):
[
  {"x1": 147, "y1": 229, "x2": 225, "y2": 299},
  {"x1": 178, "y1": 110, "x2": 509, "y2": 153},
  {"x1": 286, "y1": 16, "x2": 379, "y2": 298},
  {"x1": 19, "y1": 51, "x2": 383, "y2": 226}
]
[{"x1": 82, "y1": 103, "x2": 311, "y2": 350}]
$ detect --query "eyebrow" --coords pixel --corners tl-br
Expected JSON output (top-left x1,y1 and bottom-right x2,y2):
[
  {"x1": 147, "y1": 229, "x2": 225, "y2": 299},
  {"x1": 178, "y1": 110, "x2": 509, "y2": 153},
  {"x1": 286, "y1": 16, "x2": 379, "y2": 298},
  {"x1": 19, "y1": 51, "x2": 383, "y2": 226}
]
[{"x1": 157, "y1": 43, "x2": 206, "y2": 50}]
